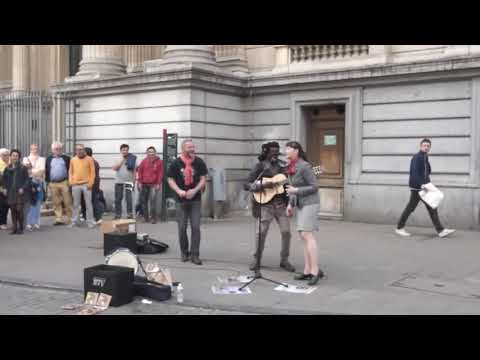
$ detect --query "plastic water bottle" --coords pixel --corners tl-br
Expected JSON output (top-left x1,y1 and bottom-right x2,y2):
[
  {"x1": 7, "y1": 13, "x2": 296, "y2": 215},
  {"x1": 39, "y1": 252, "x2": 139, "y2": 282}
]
[{"x1": 176, "y1": 284, "x2": 184, "y2": 303}]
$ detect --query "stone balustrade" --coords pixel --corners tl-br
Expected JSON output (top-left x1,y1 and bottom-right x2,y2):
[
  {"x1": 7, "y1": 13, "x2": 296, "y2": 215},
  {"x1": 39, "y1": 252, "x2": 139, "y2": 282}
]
[{"x1": 290, "y1": 45, "x2": 369, "y2": 62}]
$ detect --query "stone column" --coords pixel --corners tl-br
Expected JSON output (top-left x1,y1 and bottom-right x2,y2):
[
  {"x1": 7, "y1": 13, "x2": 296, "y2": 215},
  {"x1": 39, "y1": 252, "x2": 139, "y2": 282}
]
[
  {"x1": 214, "y1": 45, "x2": 248, "y2": 74},
  {"x1": 125, "y1": 45, "x2": 154, "y2": 73},
  {"x1": 152, "y1": 45, "x2": 166, "y2": 59},
  {"x1": 70, "y1": 45, "x2": 125, "y2": 80},
  {"x1": 0, "y1": 45, "x2": 12, "y2": 93},
  {"x1": 162, "y1": 45, "x2": 217, "y2": 66},
  {"x1": 12, "y1": 45, "x2": 31, "y2": 91},
  {"x1": 145, "y1": 45, "x2": 217, "y2": 72}
]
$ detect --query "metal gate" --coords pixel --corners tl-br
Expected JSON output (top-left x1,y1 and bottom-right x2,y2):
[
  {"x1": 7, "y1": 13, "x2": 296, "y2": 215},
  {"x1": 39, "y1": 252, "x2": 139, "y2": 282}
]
[
  {"x1": 62, "y1": 95, "x2": 79, "y2": 157},
  {"x1": 0, "y1": 91, "x2": 53, "y2": 157}
]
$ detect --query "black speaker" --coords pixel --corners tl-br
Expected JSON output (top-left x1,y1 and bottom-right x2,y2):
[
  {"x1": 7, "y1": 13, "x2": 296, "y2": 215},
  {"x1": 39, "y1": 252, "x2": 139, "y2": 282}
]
[
  {"x1": 84, "y1": 264, "x2": 134, "y2": 307},
  {"x1": 104, "y1": 232, "x2": 138, "y2": 256}
]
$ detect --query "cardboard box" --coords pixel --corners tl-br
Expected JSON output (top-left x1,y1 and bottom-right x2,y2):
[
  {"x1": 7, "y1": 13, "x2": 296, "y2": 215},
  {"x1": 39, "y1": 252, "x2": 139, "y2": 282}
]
[{"x1": 101, "y1": 219, "x2": 137, "y2": 235}]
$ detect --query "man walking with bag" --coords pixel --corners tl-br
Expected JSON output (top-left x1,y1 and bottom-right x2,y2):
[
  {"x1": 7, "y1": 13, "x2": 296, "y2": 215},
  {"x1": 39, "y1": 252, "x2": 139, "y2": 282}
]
[{"x1": 395, "y1": 138, "x2": 455, "y2": 238}]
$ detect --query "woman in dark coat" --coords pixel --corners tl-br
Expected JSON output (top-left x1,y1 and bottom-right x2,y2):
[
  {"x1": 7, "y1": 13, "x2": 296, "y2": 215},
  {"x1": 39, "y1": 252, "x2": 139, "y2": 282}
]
[{"x1": 2, "y1": 149, "x2": 31, "y2": 234}]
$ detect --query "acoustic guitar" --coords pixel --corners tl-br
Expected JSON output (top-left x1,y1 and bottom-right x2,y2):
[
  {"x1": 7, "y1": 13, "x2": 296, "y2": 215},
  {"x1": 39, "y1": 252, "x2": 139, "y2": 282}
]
[{"x1": 252, "y1": 165, "x2": 323, "y2": 204}]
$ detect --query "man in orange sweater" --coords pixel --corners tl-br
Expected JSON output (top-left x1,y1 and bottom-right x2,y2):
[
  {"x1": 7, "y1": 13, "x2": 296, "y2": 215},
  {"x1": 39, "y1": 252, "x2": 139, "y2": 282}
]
[{"x1": 69, "y1": 144, "x2": 96, "y2": 228}]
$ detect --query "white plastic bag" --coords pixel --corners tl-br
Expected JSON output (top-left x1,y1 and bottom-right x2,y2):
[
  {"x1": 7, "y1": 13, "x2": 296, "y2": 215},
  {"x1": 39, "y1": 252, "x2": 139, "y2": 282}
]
[{"x1": 419, "y1": 183, "x2": 444, "y2": 209}]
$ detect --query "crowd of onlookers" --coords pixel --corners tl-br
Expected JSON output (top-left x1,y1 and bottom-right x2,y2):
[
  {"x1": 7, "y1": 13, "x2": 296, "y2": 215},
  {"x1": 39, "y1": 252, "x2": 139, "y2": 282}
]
[
  {"x1": 1, "y1": 138, "x2": 209, "y2": 267},
  {"x1": 0, "y1": 141, "x2": 164, "y2": 235}
]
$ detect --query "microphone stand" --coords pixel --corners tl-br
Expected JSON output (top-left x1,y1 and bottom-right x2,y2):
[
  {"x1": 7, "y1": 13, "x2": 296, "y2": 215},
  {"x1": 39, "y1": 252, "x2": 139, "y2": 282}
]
[{"x1": 239, "y1": 164, "x2": 288, "y2": 291}]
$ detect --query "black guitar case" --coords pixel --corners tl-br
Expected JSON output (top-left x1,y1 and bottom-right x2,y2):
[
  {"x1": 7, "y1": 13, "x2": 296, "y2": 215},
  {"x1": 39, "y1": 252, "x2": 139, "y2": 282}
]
[{"x1": 133, "y1": 276, "x2": 172, "y2": 301}]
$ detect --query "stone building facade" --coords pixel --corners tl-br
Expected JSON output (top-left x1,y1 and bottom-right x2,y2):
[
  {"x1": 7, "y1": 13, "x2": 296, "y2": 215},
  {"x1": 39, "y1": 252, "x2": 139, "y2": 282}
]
[{"x1": 0, "y1": 45, "x2": 479, "y2": 229}]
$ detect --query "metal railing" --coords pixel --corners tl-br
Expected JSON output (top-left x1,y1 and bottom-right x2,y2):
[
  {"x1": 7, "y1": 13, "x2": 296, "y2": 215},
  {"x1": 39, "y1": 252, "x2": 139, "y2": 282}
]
[
  {"x1": 0, "y1": 91, "x2": 52, "y2": 157},
  {"x1": 61, "y1": 94, "x2": 79, "y2": 157}
]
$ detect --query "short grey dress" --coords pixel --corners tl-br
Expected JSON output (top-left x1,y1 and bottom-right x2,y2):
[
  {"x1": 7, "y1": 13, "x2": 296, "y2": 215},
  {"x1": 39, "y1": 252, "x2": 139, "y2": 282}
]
[{"x1": 288, "y1": 159, "x2": 320, "y2": 232}]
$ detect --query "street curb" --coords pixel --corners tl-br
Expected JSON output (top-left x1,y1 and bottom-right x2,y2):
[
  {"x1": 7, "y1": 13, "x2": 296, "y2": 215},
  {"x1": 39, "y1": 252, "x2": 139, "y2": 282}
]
[{"x1": 0, "y1": 277, "x2": 341, "y2": 315}]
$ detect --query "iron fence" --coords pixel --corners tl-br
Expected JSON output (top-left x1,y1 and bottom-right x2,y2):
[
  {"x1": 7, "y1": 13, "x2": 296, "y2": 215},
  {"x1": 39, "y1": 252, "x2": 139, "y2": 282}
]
[{"x1": 0, "y1": 91, "x2": 52, "y2": 157}]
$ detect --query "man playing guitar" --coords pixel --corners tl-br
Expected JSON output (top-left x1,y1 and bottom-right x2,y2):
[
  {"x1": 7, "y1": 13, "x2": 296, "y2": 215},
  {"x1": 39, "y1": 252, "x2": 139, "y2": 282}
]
[{"x1": 244, "y1": 141, "x2": 295, "y2": 273}]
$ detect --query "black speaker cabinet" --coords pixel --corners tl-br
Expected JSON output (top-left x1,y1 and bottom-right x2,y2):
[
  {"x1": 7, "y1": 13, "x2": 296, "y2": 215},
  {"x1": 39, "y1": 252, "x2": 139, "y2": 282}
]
[
  {"x1": 84, "y1": 264, "x2": 134, "y2": 307},
  {"x1": 104, "y1": 232, "x2": 138, "y2": 256}
]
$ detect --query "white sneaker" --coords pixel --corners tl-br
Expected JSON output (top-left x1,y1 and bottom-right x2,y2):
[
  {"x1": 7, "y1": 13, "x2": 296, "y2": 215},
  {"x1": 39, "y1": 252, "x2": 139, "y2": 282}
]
[
  {"x1": 34, "y1": 224, "x2": 40, "y2": 230},
  {"x1": 96, "y1": 219, "x2": 103, "y2": 225},
  {"x1": 0, "y1": 225, "x2": 8, "y2": 230},
  {"x1": 438, "y1": 229, "x2": 456, "y2": 238},
  {"x1": 26, "y1": 225, "x2": 33, "y2": 232},
  {"x1": 395, "y1": 228, "x2": 411, "y2": 237},
  {"x1": 67, "y1": 222, "x2": 78, "y2": 228},
  {"x1": 88, "y1": 223, "x2": 96, "y2": 229}
]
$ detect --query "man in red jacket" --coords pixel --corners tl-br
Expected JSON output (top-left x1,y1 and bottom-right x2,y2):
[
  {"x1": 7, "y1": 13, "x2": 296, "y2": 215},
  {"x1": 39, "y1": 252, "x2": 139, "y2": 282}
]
[{"x1": 137, "y1": 146, "x2": 164, "y2": 224}]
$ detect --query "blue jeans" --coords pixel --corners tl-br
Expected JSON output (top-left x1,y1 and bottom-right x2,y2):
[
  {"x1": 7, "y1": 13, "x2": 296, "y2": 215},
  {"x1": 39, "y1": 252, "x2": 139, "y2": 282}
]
[{"x1": 27, "y1": 186, "x2": 43, "y2": 226}]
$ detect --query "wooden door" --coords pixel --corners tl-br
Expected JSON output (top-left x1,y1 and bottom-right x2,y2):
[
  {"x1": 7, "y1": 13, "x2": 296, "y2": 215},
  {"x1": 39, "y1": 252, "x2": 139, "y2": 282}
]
[{"x1": 306, "y1": 106, "x2": 345, "y2": 218}]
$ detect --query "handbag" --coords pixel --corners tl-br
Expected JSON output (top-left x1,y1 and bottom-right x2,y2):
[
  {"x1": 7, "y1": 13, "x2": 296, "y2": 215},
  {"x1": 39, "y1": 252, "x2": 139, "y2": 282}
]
[{"x1": 419, "y1": 183, "x2": 444, "y2": 209}]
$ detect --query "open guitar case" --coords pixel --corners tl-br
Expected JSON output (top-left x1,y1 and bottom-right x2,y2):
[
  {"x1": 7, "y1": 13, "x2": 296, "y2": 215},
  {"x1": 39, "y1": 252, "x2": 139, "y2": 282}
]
[{"x1": 134, "y1": 254, "x2": 172, "y2": 302}]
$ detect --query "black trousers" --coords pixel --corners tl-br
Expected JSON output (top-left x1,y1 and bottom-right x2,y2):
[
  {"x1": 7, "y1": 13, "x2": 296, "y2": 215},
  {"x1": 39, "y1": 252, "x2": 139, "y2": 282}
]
[
  {"x1": 397, "y1": 190, "x2": 444, "y2": 233},
  {"x1": 114, "y1": 183, "x2": 133, "y2": 218},
  {"x1": 9, "y1": 200, "x2": 25, "y2": 232},
  {"x1": 81, "y1": 189, "x2": 104, "y2": 222},
  {"x1": 176, "y1": 200, "x2": 201, "y2": 257},
  {"x1": 0, "y1": 193, "x2": 9, "y2": 225}
]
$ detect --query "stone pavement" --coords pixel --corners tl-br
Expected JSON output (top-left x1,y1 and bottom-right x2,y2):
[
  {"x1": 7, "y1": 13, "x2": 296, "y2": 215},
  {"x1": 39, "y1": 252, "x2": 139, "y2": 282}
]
[
  {"x1": 0, "y1": 282, "x2": 255, "y2": 315},
  {"x1": 1, "y1": 215, "x2": 480, "y2": 315}
]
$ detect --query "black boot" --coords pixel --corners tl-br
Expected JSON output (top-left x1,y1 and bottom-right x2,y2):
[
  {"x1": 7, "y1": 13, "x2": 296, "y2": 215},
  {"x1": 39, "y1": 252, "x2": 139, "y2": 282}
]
[
  {"x1": 280, "y1": 260, "x2": 296, "y2": 272},
  {"x1": 307, "y1": 269, "x2": 325, "y2": 286},
  {"x1": 249, "y1": 257, "x2": 261, "y2": 271},
  {"x1": 17, "y1": 209, "x2": 25, "y2": 234},
  {"x1": 191, "y1": 255, "x2": 203, "y2": 265},
  {"x1": 10, "y1": 209, "x2": 18, "y2": 235}
]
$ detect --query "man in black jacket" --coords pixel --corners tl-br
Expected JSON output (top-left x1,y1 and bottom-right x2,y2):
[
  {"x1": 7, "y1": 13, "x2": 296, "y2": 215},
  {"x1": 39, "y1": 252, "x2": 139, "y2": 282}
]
[
  {"x1": 395, "y1": 138, "x2": 455, "y2": 238},
  {"x1": 81, "y1": 147, "x2": 103, "y2": 224}
]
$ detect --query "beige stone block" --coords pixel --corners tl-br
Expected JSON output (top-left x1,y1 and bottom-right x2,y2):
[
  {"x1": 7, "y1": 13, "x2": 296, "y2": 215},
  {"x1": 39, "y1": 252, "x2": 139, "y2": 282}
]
[
  {"x1": 363, "y1": 100, "x2": 471, "y2": 121},
  {"x1": 246, "y1": 46, "x2": 276, "y2": 71},
  {"x1": 363, "y1": 118, "x2": 470, "y2": 138},
  {"x1": 319, "y1": 188, "x2": 343, "y2": 216},
  {"x1": 363, "y1": 80, "x2": 471, "y2": 104},
  {"x1": 362, "y1": 155, "x2": 470, "y2": 174}
]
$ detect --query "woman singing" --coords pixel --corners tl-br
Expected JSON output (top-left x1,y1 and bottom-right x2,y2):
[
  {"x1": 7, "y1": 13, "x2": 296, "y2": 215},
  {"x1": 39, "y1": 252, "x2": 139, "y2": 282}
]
[{"x1": 284, "y1": 141, "x2": 325, "y2": 286}]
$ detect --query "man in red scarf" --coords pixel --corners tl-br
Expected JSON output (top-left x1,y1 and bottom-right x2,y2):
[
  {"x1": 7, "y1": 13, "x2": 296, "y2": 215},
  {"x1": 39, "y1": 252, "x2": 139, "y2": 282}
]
[{"x1": 167, "y1": 140, "x2": 208, "y2": 265}]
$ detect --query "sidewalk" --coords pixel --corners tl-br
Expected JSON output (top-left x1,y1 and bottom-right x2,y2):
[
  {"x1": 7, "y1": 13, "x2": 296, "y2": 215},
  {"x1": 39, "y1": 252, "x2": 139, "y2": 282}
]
[{"x1": 1, "y1": 215, "x2": 480, "y2": 314}]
